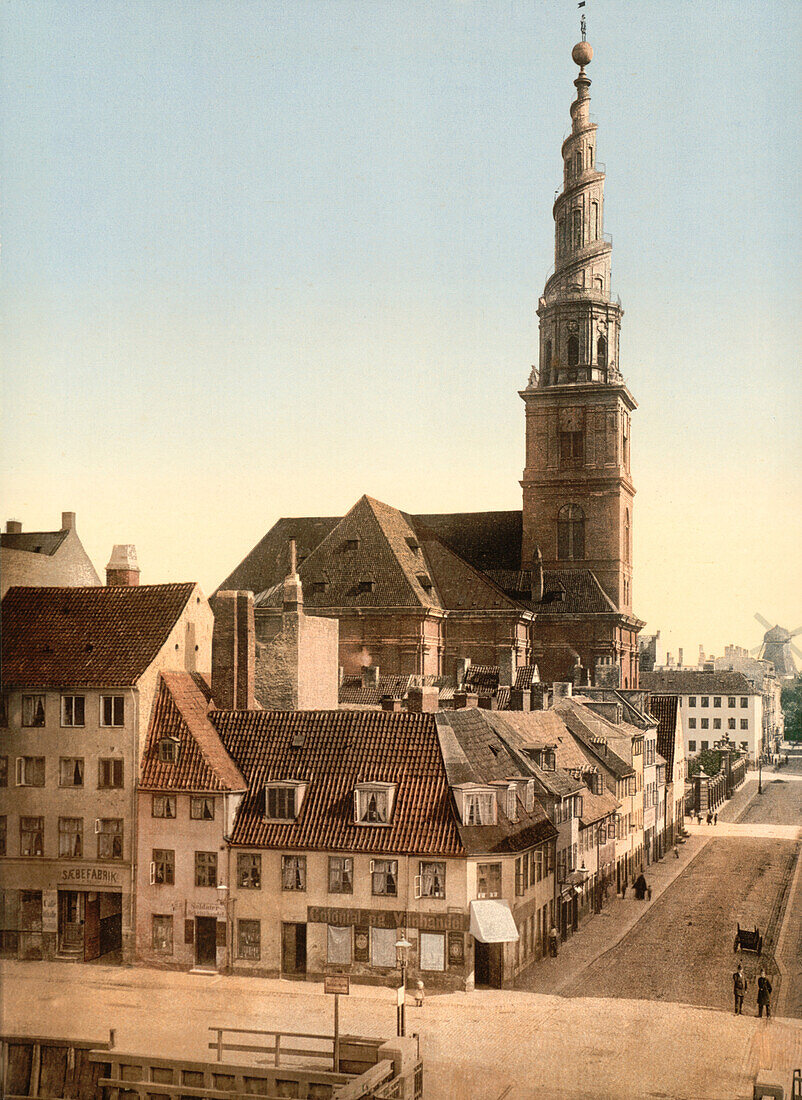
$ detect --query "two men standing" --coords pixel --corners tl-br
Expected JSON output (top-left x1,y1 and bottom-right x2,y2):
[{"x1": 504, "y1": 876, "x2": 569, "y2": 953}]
[{"x1": 732, "y1": 963, "x2": 773, "y2": 1017}]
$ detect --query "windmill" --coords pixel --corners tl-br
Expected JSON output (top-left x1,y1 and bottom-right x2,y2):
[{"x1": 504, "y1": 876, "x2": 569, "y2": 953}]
[{"x1": 753, "y1": 613, "x2": 802, "y2": 678}]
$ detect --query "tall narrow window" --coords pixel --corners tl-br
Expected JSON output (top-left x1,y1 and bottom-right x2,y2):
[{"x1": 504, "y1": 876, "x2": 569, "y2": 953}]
[
  {"x1": 574, "y1": 150, "x2": 582, "y2": 176},
  {"x1": 591, "y1": 201, "x2": 599, "y2": 240},
  {"x1": 567, "y1": 335, "x2": 580, "y2": 367},
  {"x1": 557, "y1": 504, "x2": 585, "y2": 561},
  {"x1": 571, "y1": 208, "x2": 582, "y2": 248},
  {"x1": 624, "y1": 509, "x2": 631, "y2": 562},
  {"x1": 597, "y1": 335, "x2": 607, "y2": 368},
  {"x1": 543, "y1": 340, "x2": 552, "y2": 373}
]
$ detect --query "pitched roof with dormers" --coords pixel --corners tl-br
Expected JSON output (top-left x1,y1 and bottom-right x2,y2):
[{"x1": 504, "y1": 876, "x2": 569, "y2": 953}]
[
  {"x1": 140, "y1": 672, "x2": 246, "y2": 793},
  {"x1": 1, "y1": 583, "x2": 198, "y2": 688},
  {"x1": 210, "y1": 709, "x2": 465, "y2": 856},
  {"x1": 640, "y1": 670, "x2": 757, "y2": 696},
  {"x1": 555, "y1": 701, "x2": 635, "y2": 781}
]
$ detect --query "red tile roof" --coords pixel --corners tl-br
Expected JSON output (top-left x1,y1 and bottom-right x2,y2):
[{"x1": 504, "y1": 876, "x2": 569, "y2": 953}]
[
  {"x1": 647, "y1": 693, "x2": 681, "y2": 774},
  {"x1": 140, "y1": 672, "x2": 246, "y2": 793},
  {"x1": 211, "y1": 709, "x2": 465, "y2": 856},
  {"x1": 1, "y1": 583, "x2": 198, "y2": 687}
]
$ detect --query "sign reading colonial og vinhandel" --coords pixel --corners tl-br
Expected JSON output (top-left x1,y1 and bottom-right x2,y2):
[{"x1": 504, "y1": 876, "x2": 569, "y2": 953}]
[{"x1": 308, "y1": 906, "x2": 469, "y2": 932}]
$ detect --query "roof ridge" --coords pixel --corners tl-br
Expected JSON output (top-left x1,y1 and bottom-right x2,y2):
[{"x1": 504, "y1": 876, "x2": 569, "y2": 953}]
[
  {"x1": 158, "y1": 672, "x2": 246, "y2": 791},
  {"x1": 413, "y1": 521, "x2": 524, "y2": 611},
  {"x1": 358, "y1": 496, "x2": 434, "y2": 608}
]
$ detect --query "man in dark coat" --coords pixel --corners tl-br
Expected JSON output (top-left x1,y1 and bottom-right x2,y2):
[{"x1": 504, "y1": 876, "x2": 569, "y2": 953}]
[
  {"x1": 757, "y1": 968, "x2": 772, "y2": 1018},
  {"x1": 633, "y1": 873, "x2": 648, "y2": 900},
  {"x1": 733, "y1": 963, "x2": 747, "y2": 1014}
]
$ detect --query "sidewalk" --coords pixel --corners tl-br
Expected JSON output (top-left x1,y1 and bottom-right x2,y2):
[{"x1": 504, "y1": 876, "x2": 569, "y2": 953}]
[{"x1": 517, "y1": 776, "x2": 762, "y2": 996}]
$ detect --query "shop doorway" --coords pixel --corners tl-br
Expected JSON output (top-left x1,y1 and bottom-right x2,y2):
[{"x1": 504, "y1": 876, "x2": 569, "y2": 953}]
[
  {"x1": 58, "y1": 891, "x2": 122, "y2": 962},
  {"x1": 474, "y1": 941, "x2": 503, "y2": 988},
  {"x1": 195, "y1": 917, "x2": 218, "y2": 969},
  {"x1": 281, "y1": 922, "x2": 306, "y2": 977}
]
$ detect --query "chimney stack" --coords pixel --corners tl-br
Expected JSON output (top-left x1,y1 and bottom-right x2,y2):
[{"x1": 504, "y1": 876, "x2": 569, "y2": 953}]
[
  {"x1": 571, "y1": 655, "x2": 584, "y2": 690},
  {"x1": 509, "y1": 688, "x2": 531, "y2": 712},
  {"x1": 454, "y1": 657, "x2": 471, "y2": 686},
  {"x1": 552, "y1": 682, "x2": 573, "y2": 700},
  {"x1": 407, "y1": 685, "x2": 439, "y2": 713},
  {"x1": 61, "y1": 511, "x2": 76, "y2": 531},
  {"x1": 531, "y1": 547, "x2": 544, "y2": 603},
  {"x1": 282, "y1": 538, "x2": 303, "y2": 612},
  {"x1": 5, "y1": 519, "x2": 22, "y2": 534},
  {"x1": 105, "y1": 545, "x2": 140, "y2": 587},
  {"x1": 381, "y1": 696, "x2": 402, "y2": 712},
  {"x1": 678, "y1": 648, "x2": 684, "y2": 668},
  {"x1": 212, "y1": 591, "x2": 256, "y2": 710},
  {"x1": 453, "y1": 690, "x2": 479, "y2": 710},
  {"x1": 361, "y1": 665, "x2": 380, "y2": 689}
]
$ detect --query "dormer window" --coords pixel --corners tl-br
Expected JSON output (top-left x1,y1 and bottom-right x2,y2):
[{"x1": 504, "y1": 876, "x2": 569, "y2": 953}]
[
  {"x1": 406, "y1": 537, "x2": 420, "y2": 552},
  {"x1": 354, "y1": 782, "x2": 396, "y2": 825},
  {"x1": 417, "y1": 575, "x2": 433, "y2": 593},
  {"x1": 344, "y1": 538, "x2": 360, "y2": 551},
  {"x1": 357, "y1": 580, "x2": 374, "y2": 594},
  {"x1": 266, "y1": 781, "x2": 307, "y2": 821},
  {"x1": 158, "y1": 737, "x2": 180, "y2": 764},
  {"x1": 460, "y1": 788, "x2": 497, "y2": 826},
  {"x1": 309, "y1": 581, "x2": 327, "y2": 595}
]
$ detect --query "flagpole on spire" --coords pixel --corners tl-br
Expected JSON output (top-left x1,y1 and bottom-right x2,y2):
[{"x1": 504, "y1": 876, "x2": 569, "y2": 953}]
[{"x1": 578, "y1": 1, "x2": 587, "y2": 42}]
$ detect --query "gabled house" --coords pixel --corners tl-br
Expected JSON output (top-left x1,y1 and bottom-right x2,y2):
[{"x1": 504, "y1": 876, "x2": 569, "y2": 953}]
[
  {"x1": 0, "y1": 581, "x2": 213, "y2": 963},
  {"x1": 1, "y1": 513, "x2": 100, "y2": 597}
]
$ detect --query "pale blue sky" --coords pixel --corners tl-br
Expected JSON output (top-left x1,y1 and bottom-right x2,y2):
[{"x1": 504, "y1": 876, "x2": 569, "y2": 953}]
[{"x1": 2, "y1": 0, "x2": 800, "y2": 657}]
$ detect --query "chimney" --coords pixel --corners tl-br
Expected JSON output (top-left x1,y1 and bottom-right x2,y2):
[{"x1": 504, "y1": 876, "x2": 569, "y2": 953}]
[
  {"x1": 698, "y1": 645, "x2": 705, "y2": 666},
  {"x1": 407, "y1": 686, "x2": 439, "y2": 713},
  {"x1": 703, "y1": 660, "x2": 715, "y2": 672},
  {"x1": 381, "y1": 696, "x2": 402, "y2": 712},
  {"x1": 593, "y1": 656, "x2": 622, "y2": 689},
  {"x1": 454, "y1": 657, "x2": 471, "y2": 686},
  {"x1": 666, "y1": 652, "x2": 674, "y2": 668},
  {"x1": 61, "y1": 511, "x2": 76, "y2": 531},
  {"x1": 552, "y1": 682, "x2": 573, "y2": 700},
  {"x1": 478, "y1": 694, "x2": 499, "y2": 710},
  {"x1": 106, "y1": 545, "x2": 140, "y2": 587},
  {"x1": 571, "y1": 656, "x2": 584, "y2": 690},
  {"x1": 212, "y1": 590, "x2": 256, "y2": 710},
  {"x1": 530, "y1": 684, "x2": 548, "y2": 711},
  {"x1": 5, "y1": 520, "x2": 22, "y2": 534},
  {"x1": 531, "y1": 547, "x2": 544, "y2": 603},
  {"x1": 678, "y1": 648, "x2": 684, "y2": 668},
  {"x1": 453, "y1": 690, "x2": 479, "y2": 710},
  {"x1": 509, "y1": 688, "x2": 531, "y2": 712},
  {"x1": 282, "y1": 538, "x2": 303, "y2": 612},
  {"x1": 361, "y1": 665, "x2": 380, "y2": 689}
]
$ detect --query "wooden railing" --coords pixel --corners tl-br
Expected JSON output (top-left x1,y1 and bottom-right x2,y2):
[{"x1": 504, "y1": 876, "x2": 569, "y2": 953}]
[
  {"x1": 0, "y1": 1032, "x2": 111, "y2": 1099},
  {"x1": 208, "y1": 1025, "x2": 337, "y2": 1068}
]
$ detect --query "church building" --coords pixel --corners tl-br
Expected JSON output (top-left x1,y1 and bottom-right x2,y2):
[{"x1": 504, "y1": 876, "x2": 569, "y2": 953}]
[{"x1": 220, "y1": 39, "x2": 643, "y2": 689}]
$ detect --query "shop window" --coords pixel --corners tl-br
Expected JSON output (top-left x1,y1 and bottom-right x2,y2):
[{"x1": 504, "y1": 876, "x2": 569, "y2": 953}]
[
  {"x1": 60, "y1": 695, "x2": 85, "y2": 727},
  {"x1": 371, "y1": 859, "x2": 398, "y2": 897},
  {"x1": 416, "y1": 861, "x2": 446, "y2": 899},
  {"x1": 328, "y1": 856, "x2": 353, "y2": 894},
  {"x1": 420, "y1": 932, "x2": 445, "y2": 972},
  {"x1": 22, "y1": 695, "x2": 46, "y2": 728},
  {"x1": 59, "y1": 757, "x2": 84, "y2": 787},
  {"x1": 237, "y1": 853, "x2": 261, "y2": 889},
  {"x1": 100, "y1": 695, "x2": 125, "y2": 727},
  {"x1": 152, "y1": 914, "x2": 173, "y2": 955},
  {"x1": 97, "y1": 819, "x2": 123, "y2": 860},
  {"x1": 150, "y1": 849, "x2": 175, "y2": 885},
  {"x1": 190, "y1": 796, "x2": 215, "y2": 821},
  {"x1": 20, "y1": 817, "x2": 44, "y2": 857},
  {"x1": 16, "y1": 756, "x2": 45, "y2": 787},
  {"x1": 152, "y1": 794, "x2": 176, "y2": 818},
  {"x1": 58, "y1": 817, "x2": 83, "y2": 858},
  {"x1": 477, "y1": 863, "x2": 502, "y2": 899},
  {"x1": 354, "y1": 783, "x2": 395, "y2": 825},
  {"x1": 371, "y1": 926, "x2": 397, "y2": 968},
  {"x1": 281, "y1": 855, "x2": 306, "y2": 891},
  {"x1": 557, "y1": 504, "x2": 585, "y2": 560},
  {"x1": 327, "y1": 924, "x2": 351, "y2": 965},
  {"x1": 195, "y1": 851, "x2": 217, "y2": 887},
  {"x1": 98, "y1": 758, "x2": 124, "y2": 789},
  {"x1": 237, "y1": 919, "x2": 261, "y2": 961}
]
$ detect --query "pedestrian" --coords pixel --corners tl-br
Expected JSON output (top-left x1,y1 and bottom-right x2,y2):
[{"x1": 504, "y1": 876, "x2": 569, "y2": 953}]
[
  {"x1": 714, "y1": 813, "x2": 718, "y2": 826},
  {"x1": 732, "y1": 963, "x2": 747, "y2": 1015},
  {"x1": 706, "y1": 811, "x2": 712, "y2": 825},
  {"x1": 414, "y1": 980, "x2": 425, "y2": 1008},
  {"x1": 549, "y1": 925, "x2": 559, "y2": 958},
  {"x1": 757, "y1": 969, "x2": 772, "y2": 1019},
  {"x1": 697, "y1": 813, "x2": 702, "y2": 826},
  {"x1": 673, "y1": 845, "x2": 680, "y2": 859},
  {"x1": 634, "y1": 873, "x2": 647, "y2": 900}
]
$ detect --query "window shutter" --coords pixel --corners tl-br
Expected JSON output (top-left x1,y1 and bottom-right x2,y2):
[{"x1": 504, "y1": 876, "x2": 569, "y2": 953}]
[
  {"x1": 354, "y1": 789, "x2": 360, "y2": 823},
  {"x1": 414, "y1": 874, "x2": 422, "y2": 900},
  {"x1": 16, "y1": 757, "x2": 23, "y2": 785},
  {"x1": 369, "y1": 860, "x2": 375, "y2": 873},
  {"x1": 95, "y1": 819, "x2": 101, "y2": 834},
  {"x1": 149, "y1": 862, "x2": 156, "y2": 885}
]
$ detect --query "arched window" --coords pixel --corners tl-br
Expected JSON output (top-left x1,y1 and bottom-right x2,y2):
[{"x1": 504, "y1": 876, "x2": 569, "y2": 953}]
[
  {"x1": 572, "y1": 208, "x2": 582, "y2": 249},
  {"x1": 574, "y1": 150, "x2": 582, "y2": 176},
  {"x1": 543, "y1": 340, "x2": 552, "y2": 372},
  {"x1": 567, "y1": 335, "x2": 579, "y2": 367},
  {"x1": 557, "y1": 504, "x2": 585, "y2": 560},
  {"x1": 588, "y1": 145, "x2": 594, "y2": 167},
  {"x1": 558, "y1": 218, "x2": 566, "y2": 255},
  {"x1": 597, "y1": 335, "x2": 607, "y2": 367},
  {"x1": 624, "y1": 509, "x2": 631, "y2": 562},
  {"x1": 591, "y1": 201, "x2": 599, "y2": 240}
]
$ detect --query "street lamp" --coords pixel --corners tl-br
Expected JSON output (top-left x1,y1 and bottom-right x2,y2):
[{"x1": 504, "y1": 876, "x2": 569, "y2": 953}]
[
  {"x1": 758, "y1": 755, "x2": 762, "y2": 795},
  {"x1": 395, "y1": 936, "x2": 412, "y2": 1037}
]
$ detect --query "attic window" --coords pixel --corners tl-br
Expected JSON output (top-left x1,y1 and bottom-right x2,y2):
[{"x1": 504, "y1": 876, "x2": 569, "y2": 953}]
[
  {"x1": 354, "y1": 782, "x2": 396, "y2": 825},
  {"x1": 266, "y1": 781, "x2": 307, "y2": 821},
  {"x1": 158, "y1": 737, "x2": 180, "y2": 764},
  {"x1": 417, "y1": 575, "x2": 433, "y2": 593},
  {"x1": 309, "y1": 581, "x2": 327, "y2": 595},
  {"x1": 344, "y1": 539, "x2": 360, "y2": 551},
  {"x1": 357, "y1": 580, "x2": 374, "y2": 594},
  {"x1": 406, "y1": 537, "x2": 420, "y2": 552},
  {"x1": 461, "y1": 788, "x2": 497, "y2": 826}
]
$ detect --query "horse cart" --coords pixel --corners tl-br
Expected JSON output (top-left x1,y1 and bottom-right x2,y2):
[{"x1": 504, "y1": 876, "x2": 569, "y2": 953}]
[{"x1": 734, "y1": 923, "x2": 763, "y2": 956}]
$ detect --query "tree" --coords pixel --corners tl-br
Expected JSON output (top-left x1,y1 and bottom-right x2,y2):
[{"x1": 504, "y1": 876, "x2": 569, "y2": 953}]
[
  {"x1": 687, "y1": 749, "x2": 724, "y2": 777},
  {"x1": 781, "y1": 676, "x2": 802, "y2": 742}
]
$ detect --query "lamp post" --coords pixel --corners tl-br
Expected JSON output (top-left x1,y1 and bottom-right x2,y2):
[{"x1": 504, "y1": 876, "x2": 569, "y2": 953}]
[
  {"x1": 216, "y1": 883, "x2": 231, "y2": 971},
  {"x1": 395, "y1": 936, "x2": 412, "y2": 1037},
  {"x1": 758, "y1": 754, "x2": 763, "y2": 795}
]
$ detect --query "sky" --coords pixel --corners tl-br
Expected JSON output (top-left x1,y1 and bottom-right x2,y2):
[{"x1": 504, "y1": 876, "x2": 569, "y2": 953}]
[{"x1": 1, "y1": 0, "x2": 800, "y2": 661}]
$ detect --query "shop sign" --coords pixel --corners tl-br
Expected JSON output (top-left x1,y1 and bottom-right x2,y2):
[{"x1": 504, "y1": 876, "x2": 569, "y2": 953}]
[
  {"x1": 353, "y1": 927, "x2": 370, "y2": 963},
  {"x1": 324, "y1": 974, "x2": 350, "y2": 996},
  {"x1": 192, "y1": 901, "x2": 221, "y2": 915},
  {"x1": 42, "y1": 891, "x2": 58, "y2": 933},
  {"x1": 60, "y1": 866, "x2": 121, "y2": 886},
  {"x1": 447, "y1": 931, "x2": 465, "y2": 968},
  {"x1": 308, "y1": 906, "x2": 469, "y2": 932}
]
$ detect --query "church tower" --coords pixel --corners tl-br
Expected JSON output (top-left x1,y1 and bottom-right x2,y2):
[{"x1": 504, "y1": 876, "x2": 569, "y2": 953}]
[{"x1": 521, "y1": 37, "x2": 636, "y2": 616}]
